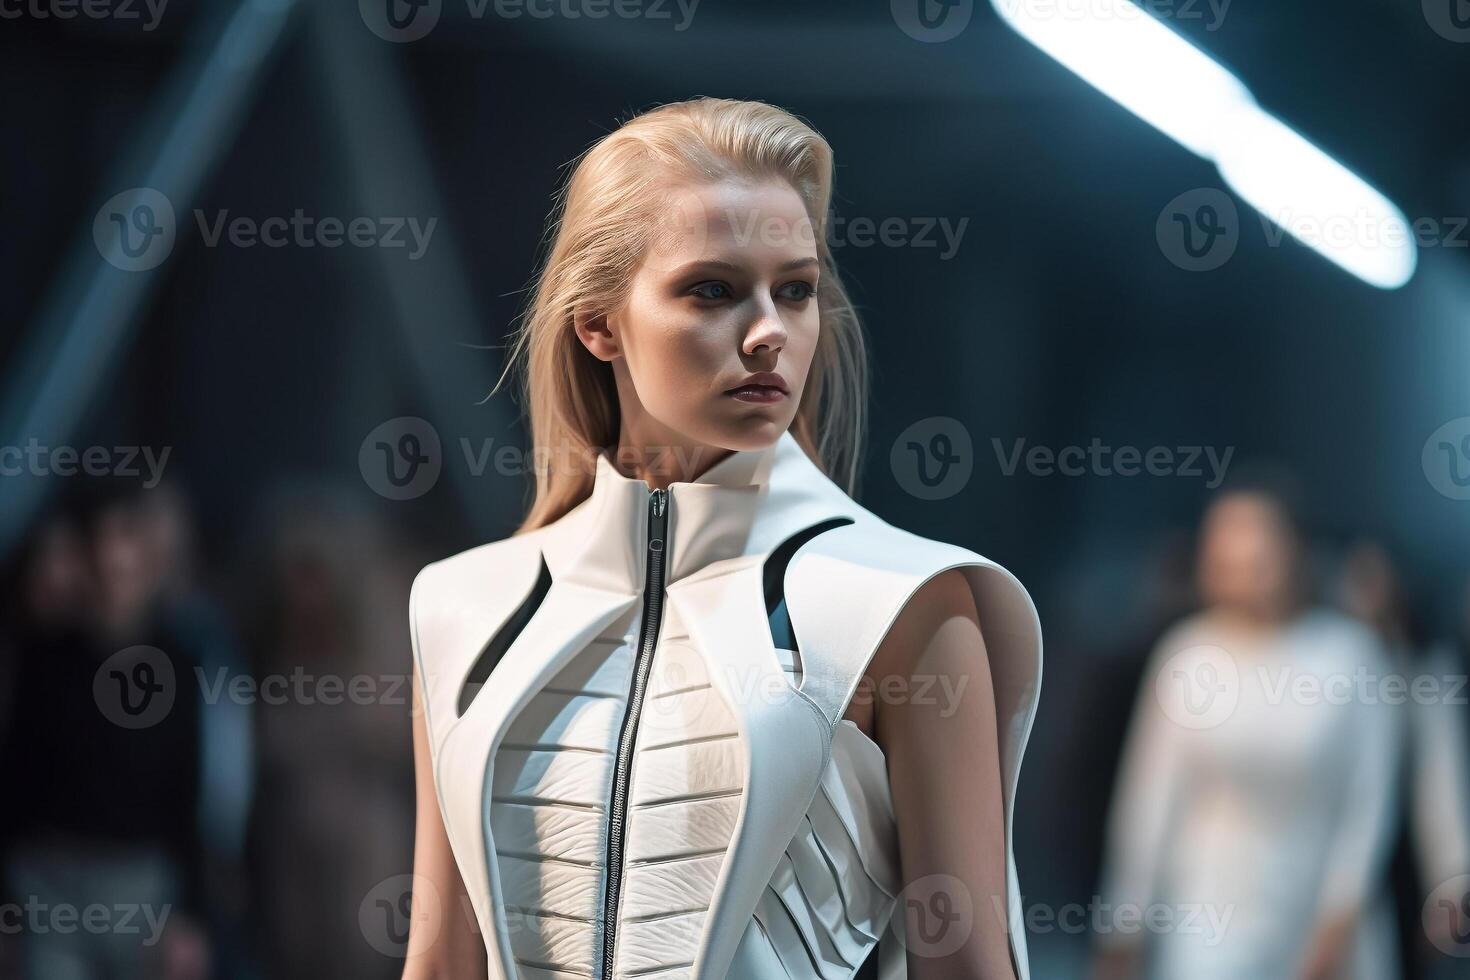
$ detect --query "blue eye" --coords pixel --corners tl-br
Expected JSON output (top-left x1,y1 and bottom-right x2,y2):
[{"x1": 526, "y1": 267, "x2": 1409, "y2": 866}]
[
  {"x1": 691, "y1": 282, "x2": 731, "y2": 300},
  {"x1": 779, "y1": 281, "x2": 816, "y2": 301}
]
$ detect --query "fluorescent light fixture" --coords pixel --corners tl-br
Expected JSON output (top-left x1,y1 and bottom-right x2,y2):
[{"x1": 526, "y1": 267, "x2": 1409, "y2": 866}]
[{"x1": 990, "y1": 0, "x2": 1417, "y2": 289}]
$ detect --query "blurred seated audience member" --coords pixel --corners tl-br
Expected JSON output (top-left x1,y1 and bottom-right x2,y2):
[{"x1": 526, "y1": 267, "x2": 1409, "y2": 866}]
[
  {"x1": 1093, "y1": 479, "x2": 1403, "y2": 980},
  {"x1": 241, "y1": 485, "x2": 418, "y2": 980},
  {"x1": 0, "y1": 504, "x2": 95, "y2": 977},
  {"x1": 138, "y1": 480, "x2": 256, "y2": 971},
  {"x1": 0, "y1": 479, "x2": 226, "y2": 980}
]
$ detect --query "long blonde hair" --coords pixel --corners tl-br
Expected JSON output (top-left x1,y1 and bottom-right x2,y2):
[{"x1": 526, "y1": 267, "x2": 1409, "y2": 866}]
[{"x1": 494, "y1": 97, "x2": 870, "y2": 533}]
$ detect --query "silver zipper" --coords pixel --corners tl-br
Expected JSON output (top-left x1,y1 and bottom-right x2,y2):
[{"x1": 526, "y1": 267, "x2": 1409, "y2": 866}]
[{"x1": 601, "y1": 486, "x2": 669, "y2": 979}]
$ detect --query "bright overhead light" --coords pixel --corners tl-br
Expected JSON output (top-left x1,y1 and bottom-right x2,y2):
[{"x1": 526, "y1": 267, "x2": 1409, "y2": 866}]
[{"x1": 990, "y1": 0, "x2": 1417, "y2": 289}]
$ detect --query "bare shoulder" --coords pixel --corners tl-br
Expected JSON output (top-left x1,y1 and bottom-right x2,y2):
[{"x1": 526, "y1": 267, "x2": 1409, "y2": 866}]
[
  {"x1": 844, "y1": 569, "x2": 986, "y2": 739},
  {"x1": 872, "y1": 567, "x2": 983, "y2": 676}
]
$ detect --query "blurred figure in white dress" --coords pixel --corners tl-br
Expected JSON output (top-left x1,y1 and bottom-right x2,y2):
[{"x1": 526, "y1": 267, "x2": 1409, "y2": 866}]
[
  {"x1": 1412, "y1": 574, "x2": 1470, "y2": 977},
  {"x1": 1093, "y1": 485, "x2": 1404, "y2": 980}
]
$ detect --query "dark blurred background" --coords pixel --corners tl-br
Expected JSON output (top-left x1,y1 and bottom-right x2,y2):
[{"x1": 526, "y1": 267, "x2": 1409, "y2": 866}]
[{"x1": 2, "y1": 0, "x2": 1468, "y2": 977}]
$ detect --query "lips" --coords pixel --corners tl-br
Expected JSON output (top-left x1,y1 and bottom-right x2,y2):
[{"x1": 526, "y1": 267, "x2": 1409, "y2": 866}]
[
  {"x1": 726, "y1": 372, "x2": 788, "y2": 395},
  {"x1": 725, "y1": 382, "x2": 788, "y2": 404}
]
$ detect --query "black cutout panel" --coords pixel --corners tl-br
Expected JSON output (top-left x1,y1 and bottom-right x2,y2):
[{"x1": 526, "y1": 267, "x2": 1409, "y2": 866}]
[
  {"x1": 763, "y1": 517, "x2": 854, "y2": 657},
  {"x1": 457, "y1": 555, "x2": 553, "y2": 717}
]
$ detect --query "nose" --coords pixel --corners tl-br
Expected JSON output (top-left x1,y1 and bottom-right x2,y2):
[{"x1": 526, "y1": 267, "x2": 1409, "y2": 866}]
[{"x1": 742, "y1": 297, "x2": 788, "y2": 357}]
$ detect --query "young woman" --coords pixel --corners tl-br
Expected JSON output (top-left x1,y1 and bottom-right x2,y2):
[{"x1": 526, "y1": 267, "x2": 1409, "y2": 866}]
[
  {"x1": 1095, "y1": 487, "x2": 1403, "y2": 980},
  {"x1": 401, "y1": 97, "x2": 1043, "y2": 980}
]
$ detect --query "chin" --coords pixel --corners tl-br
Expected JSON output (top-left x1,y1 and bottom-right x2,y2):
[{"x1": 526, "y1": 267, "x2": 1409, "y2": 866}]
[{"x1": 710, "y1": 415, "x2": 789, "y2": 449}]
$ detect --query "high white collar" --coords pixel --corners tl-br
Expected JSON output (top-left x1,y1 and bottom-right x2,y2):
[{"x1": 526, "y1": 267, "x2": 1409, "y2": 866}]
[{"x1": 540, "y1": 428, "x2": 853, "y2": 595}]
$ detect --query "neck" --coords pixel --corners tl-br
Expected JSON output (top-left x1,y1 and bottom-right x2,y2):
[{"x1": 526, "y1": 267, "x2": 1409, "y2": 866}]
[
  {"x1": 609, "y1": 421, "x2": 736, "y2": 491},
  {"x1": 542, "y1": 428, "x2": 804, "y2": 593},
  {"x1": 1212, "y1": 598, "x2": 1299, "y2": 634}
]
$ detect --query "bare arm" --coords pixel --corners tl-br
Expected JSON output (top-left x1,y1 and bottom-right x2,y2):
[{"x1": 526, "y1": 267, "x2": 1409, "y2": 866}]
[
  {"x1": 401, "y1": 672, "x2": 488, "y2": 980},
  {"x1": 873, "y1": 568, "x2": 1016, "y2": 980}
]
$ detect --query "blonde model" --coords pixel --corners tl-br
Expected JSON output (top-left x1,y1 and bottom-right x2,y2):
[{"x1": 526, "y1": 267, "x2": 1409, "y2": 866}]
[{"x1": 401, "y1": 97, "x2": 1043, "y2": 980}]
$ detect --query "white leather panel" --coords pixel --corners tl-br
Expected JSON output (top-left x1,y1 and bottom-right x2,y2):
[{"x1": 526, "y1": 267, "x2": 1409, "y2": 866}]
[
  {"x1": 637, "y1": 690, "x2": 740, "y2": 748},
  {"x1": 623, "y1": 796, "x2": 742, "y2": 862},
  {"x1": 507, "y1": 910, "x2": 595, "y2": 974},
  {"x1": 502, "y1": 689, "x2": 627, "y2": 753},
  {"x1": 645, "y1": 636, "x2": 709, "y2": 694},
  {"x1": 629, "y1": 738, "x2": 744, "y2": 805},
  {"x1": 615, "y1": 907, "x2": 706, "y2": 974},
  {"x1": 496, "y1": 851, "x2": 602, "y2": 915},
  {"x1": 532, "y1": 632, "x2": 638, "y2": 697},
  {"x1": 613, "y1": 604, "x2": 747, "y2": 978},
  {"x1": 492, "y1": 749, "x2": 615, "y2": 808},
  {"x1": 490, "y1": 801, "x2": 606, "y2": 865},
  {"x1": 620, "y1": 851, "x2": 726, "y2": 913},
  {"x1": 489, "y1": 595, "x2": 753, "y2": 978},
  {"x1": 514, "y1": 967, "x2": 598, "y2": 980},
  {"x1": 489, "y1": 615, "x2": 632, "y2": 976}
]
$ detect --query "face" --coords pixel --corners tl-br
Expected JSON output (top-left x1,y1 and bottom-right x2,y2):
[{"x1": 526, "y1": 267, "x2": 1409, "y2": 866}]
[
  {"x1": 1197, "y1": 492, "x2": 1298, "y2": 620},
  {"x1": 25, "y1": 517, "x2": 91, "y2": 624},
  {"x1": 577, "y1": 177, "x2": 821, "y2": 473},
  {"x1": 94, "y1": 503, "x2": 156, "y2": 623}
]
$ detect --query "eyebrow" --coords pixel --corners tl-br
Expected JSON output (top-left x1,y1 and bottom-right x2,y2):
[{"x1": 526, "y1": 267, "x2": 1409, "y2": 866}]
[{"x1": 669, "y1": 256, "x2": 820, "y2": 276}]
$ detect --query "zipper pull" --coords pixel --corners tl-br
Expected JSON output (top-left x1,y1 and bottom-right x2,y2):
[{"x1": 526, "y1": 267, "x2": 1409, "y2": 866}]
[{"x1": 648, "y1": 488, "x2": 667, "y2": 557}]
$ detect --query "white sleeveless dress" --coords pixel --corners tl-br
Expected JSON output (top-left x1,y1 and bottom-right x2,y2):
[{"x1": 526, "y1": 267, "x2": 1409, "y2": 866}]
[{"x1": 411, "y1": 429, "x2": 1042, "y2": 979}]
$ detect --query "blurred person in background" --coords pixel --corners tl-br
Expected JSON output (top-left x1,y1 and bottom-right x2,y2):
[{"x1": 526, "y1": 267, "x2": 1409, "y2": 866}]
[
  {"x1": 1409, "y1": 573, "x2": 1470, "y2": 977},
  {"x1": 1092, "y1": 480, "x2": 1403, "y2": 980},
  {"x1": 1333, "y1": 540, "x2": 1430, "y2": 980},
  {"x1": 0, "y1": 505, "x2": 93, "y2": 979},
  {"x1": 135, "y1": 480, "x2": 257, "y2": 977},
  {"x1": 0, "y1": 479, "x2": 219, "y2": 980},
  {"x1": 241, "y1": 484, "x2": 418, "y2": 980}
]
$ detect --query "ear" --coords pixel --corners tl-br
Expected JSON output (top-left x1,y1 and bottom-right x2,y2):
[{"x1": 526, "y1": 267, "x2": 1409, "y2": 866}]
[{"x1": 573, "y1": 306, "x2": 620, "y2": 362}]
